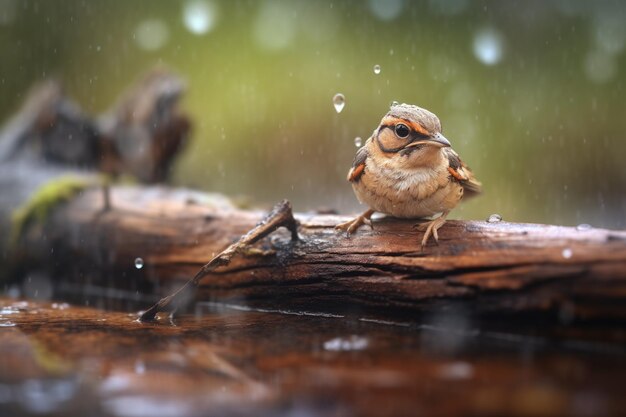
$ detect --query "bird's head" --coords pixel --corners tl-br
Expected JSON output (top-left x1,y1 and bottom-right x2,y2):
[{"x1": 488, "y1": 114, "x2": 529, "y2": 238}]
[{"x1": 373, "y1": 103, "x2": 450, "y2": 168}]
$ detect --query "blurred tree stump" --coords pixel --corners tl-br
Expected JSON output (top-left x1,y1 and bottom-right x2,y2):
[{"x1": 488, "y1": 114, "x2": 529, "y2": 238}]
[{"x1": 0, "y1": 69, "x2": 190, "y2": 244}]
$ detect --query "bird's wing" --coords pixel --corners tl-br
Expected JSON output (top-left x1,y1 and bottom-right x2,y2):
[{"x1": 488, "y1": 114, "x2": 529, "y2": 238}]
[
  {"x1": 347, "y1": 144, "x2": 369, "y2": 183},
  {"x1": 445, "y1": 148, "x2": 482, "y2": 197}
]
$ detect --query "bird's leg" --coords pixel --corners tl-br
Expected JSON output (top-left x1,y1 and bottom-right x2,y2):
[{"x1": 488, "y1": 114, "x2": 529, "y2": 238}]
[
  {"x1": 335, "y1": 209, "x2": 375, "y2": 236},
  {"x1": 415, "y1": 211, "x2": 450, "y2": 249}
]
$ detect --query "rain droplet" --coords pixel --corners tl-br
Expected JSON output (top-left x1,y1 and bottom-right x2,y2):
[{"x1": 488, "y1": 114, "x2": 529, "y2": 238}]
[
  {"x1": 562, "y1": 248, "x2": 573, "y2": 259},
  {"x1": 323, "y1": 335, "x2": 368, "y2": 351},
  {"x1": 373, "y1": 64, "x2": 381, "y2": 74},
  {"x1": 486, "y1": 214, "x2": 502, "y2": 223},
  {"x1": 576, "y1": 223, "x2": 592, "y2": 231},
  {"x1": 134, "y1": 258, "x2": 144, "y2": 269},
  {"x1": 333, "y1": 93, "x2": 345, "y2": 113},
  {"x1": 354, "y1": 137, "x2": 362, "y2": 147}
]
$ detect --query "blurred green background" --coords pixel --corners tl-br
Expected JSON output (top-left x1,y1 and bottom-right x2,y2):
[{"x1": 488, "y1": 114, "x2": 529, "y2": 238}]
[{"x1": 1, "y1": 0, "x2": 625, "y2": 228}]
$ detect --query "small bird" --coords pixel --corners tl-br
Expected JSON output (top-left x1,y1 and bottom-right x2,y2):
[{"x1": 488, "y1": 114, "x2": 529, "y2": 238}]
[{"x1": 336, "y1": 103, "x2": 481, "y2": 248}]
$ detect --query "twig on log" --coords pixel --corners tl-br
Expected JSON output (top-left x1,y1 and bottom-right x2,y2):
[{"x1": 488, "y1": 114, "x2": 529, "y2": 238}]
[{"x1": 139, "y1": 199, "x2": 299, "y2": 321}]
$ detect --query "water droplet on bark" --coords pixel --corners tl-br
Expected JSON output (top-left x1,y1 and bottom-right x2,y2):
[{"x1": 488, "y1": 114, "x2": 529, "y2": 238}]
[
  {"x1": 486, "y1": 214, "x2": 502, "y2": 223},
  {"x1": 134, "y1": 258, "x2": 144, "y2": 269}
]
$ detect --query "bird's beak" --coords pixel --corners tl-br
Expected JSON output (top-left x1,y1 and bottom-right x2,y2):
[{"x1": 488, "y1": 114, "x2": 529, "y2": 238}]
[{"x1": 406, "y1": 132, "x2": 451, "y2": 148}]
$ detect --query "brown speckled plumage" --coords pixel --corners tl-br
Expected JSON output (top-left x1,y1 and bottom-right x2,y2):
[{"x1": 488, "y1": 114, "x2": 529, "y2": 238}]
[{"x1": 337, "y1": 103, "x2": 481, "y2": 248}]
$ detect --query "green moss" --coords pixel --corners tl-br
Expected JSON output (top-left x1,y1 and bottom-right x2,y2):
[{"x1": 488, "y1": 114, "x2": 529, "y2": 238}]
[
  {"x1": 32, "y1": 341, "x2": 72, "y2": 375},
  {"x1": 241, "y1": 247, "x2": 276, "y2": 257},
  {"x1": 11, "y1": 175, "x2": 93, "y2": 244}
]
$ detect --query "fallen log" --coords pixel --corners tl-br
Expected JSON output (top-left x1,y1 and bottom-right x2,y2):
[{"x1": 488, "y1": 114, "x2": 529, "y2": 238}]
[{"x1": 8, "y1": 184, "x2": 626, "y2": 321}]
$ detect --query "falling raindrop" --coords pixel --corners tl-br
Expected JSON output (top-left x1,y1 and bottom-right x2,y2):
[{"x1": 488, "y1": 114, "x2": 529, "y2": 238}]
[
  {"x1": 134, "y1": 258, "x2": 144, "y2": 270},
  {"x1": 333, "y1": 93, "x2": 345, "y2": 113},
  {"x1": 373, "y1": 64, "x2": 381, "y2": 74},
  {"x1": 562, "y1": 248, "x2": 573, "y2": 259},
  {"x1": 486, "y1": 214, "x2": 502, "y2": 223},
  {"x1": 354, "y1": 137, "x2": 363, "y2": 147},
  {"x1": 576, "y1": 223, "x2": 592, "y2": 231}
]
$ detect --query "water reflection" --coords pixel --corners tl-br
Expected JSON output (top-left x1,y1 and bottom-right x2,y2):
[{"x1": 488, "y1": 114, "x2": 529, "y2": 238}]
[
  {"x1": 18, "y1": 378, "x2": 79, "y2": 414},
  {"x1": 323, "y1": 335, "x2": 369, "y2": 352},
  {"x1": 1, "y1": 298, "x2": 625, "y2": 416},
  {"x1": 104, "y1": 396, "x2": 195, "y2": 417}
]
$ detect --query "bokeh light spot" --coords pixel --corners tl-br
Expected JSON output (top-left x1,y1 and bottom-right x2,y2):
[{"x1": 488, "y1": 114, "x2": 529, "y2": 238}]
[
  {"x1": 183, "y1": 0, "x2": 218, "y2": 35},
  {"x1": 133, "y1": 19, "x2": 169, "y2": 51},
  {"x1": 473, "y1": 28, "x2": 504, "y2": 66}
]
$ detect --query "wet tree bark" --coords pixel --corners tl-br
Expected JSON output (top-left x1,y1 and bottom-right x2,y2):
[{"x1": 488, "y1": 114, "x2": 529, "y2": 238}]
[{"x1": 10, "y1": 185, "x2": 626, "y2": 321}]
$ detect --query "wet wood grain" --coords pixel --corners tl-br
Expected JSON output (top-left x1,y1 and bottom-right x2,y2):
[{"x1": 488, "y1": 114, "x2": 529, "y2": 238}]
[{"x1": 12, "y1": 186, "x2": 626, "y2": 320}]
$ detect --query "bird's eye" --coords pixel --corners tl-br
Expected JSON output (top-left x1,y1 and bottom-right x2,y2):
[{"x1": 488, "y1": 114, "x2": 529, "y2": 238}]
[{"x1": 394, "y1": 123, "x2": 410, "y2": 138}]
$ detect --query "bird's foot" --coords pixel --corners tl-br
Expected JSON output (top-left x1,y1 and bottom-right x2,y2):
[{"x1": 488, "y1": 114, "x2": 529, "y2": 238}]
[
  {"x1": 335, "y1": 209, "x2": 375, "y2": 237},
  {"x1": 415, "y1": 212, "x2": 449, "y2": 250},
  {"x1": 412, "y1": 221, "x2": 430, "y2": 231}
]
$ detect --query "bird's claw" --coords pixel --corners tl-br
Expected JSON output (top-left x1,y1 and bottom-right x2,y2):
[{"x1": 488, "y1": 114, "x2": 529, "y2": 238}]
[
  {"x1": 413, "y1": 221, "x2": 429, "y2": 231},
  {"x1": 334, "y1": 219, "x2": 360, "y2": 237},
  {"x1": 335, "y1": 210, "x2": 375, "y2": 237},
  {"x1": 416, "y1": 212, "x2": 448, "y2": 250}
]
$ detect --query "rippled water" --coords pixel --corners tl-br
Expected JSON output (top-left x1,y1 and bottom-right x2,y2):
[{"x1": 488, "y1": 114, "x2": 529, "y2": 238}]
[{"x1": 1, "y1": 298, "x2": 625, "y2": 417}]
